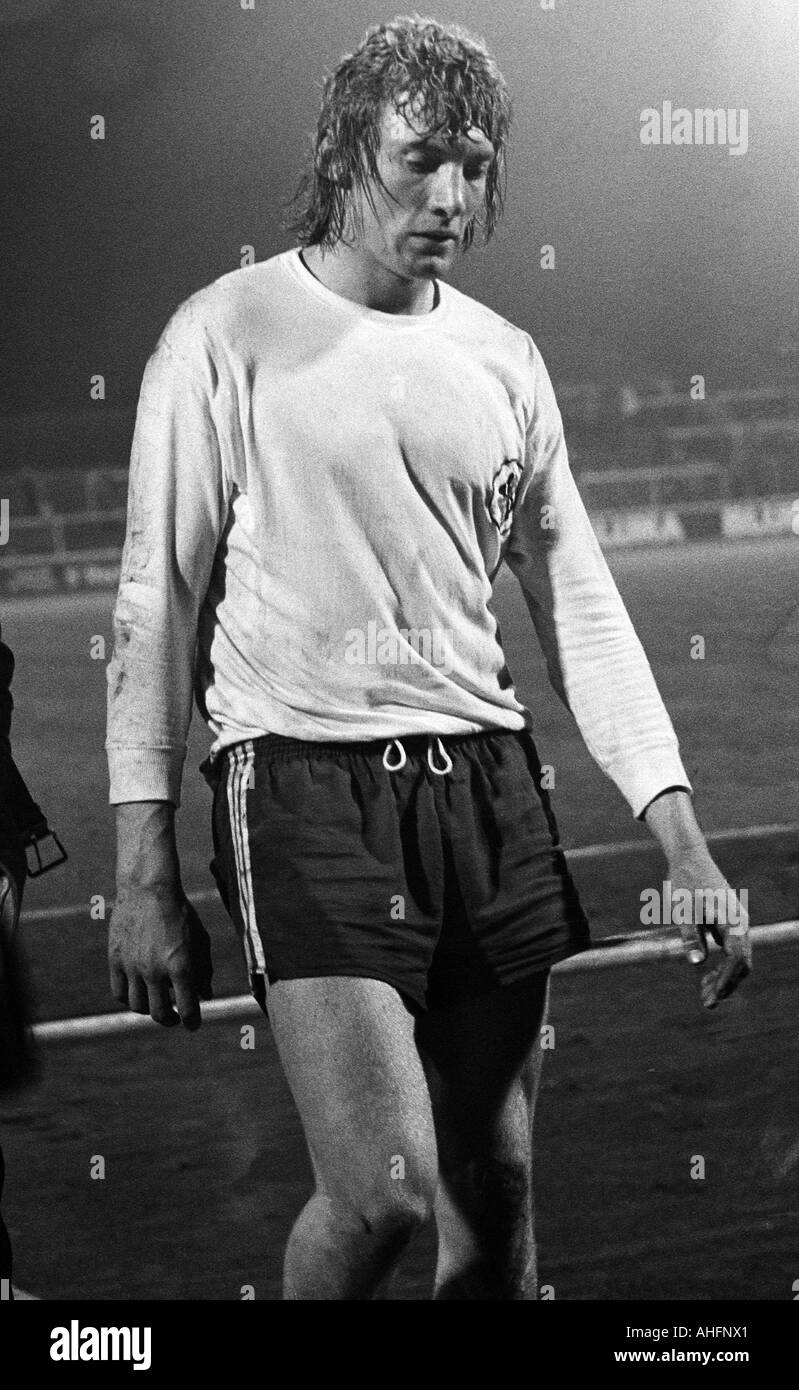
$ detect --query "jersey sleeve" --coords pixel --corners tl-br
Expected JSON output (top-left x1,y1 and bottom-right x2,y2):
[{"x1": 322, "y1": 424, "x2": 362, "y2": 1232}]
[
  {"x1": 105, "y1": 323, "x2": 233, "y2": 807},
  {"x1": 504, "y1": 337, "x2": 692, "y2": 820}
]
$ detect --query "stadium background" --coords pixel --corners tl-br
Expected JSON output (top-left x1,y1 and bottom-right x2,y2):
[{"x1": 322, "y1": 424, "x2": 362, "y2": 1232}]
[{"x1": 1, "y1": 0, "x2": 798, "y2": 1299}]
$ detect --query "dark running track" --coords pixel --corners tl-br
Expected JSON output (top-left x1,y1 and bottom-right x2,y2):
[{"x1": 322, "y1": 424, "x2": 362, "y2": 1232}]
[{"x1": 0, "y1": 536, "x2": 797, "y2": 1298}]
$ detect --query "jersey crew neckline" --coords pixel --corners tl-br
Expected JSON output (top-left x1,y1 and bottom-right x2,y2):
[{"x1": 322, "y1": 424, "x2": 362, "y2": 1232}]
[{"x1": 284, "y1": 247, "x2": 452, "y2": 329}]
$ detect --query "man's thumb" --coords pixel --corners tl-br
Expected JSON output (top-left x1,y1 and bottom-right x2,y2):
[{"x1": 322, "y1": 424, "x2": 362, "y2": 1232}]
[{"x1": 678, "y1": 919, "x2": 707, "y2": 965}]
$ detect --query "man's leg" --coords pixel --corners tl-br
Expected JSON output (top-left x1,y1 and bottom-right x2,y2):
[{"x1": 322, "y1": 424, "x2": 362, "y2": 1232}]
[
  {"x1": 415, "y1": 970, "x2": 550, "y2": 1300},
  {"x1": 266, "y1": 975, "x2": 439, "y2": 1300}
]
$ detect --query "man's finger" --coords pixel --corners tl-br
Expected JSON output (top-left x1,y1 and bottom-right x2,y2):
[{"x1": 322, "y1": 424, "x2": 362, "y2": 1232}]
[
  {"x1": 109, "y1": 959, "x2": 129, "y2": 1007},
  {"x1": 724, "y1": 920, "x2": 753, "y2": 967},
  {"x1": 705, "y1": 906, "x2": 751, "y2": 950},
  {"x1": 127, "y1": 975, "x2": 149, "y2": 1015},
  {"x1": 172, "y1": 969, "x2": 202, "y2": 1031},
  {"x1": 701, "y1": 950, "x2": 751, "y2": 1009},
  {"x1": 702, "y1": 914, "x2": 751, "y2": 999},
  {"x1": 147, "y1": 977, "x2": 181, "y2": 1028},
  {"x1": 677, "y1": 918, "x2": 707, "y2": 966}
]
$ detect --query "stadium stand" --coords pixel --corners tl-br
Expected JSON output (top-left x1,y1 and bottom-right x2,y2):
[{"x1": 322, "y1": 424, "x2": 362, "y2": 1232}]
[{"x1": 1, "y1": 387, "x2": 796, "y2": 594}]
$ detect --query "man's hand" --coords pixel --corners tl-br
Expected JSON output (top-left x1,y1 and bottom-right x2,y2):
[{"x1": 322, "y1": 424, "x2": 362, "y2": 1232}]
[
  {"x1": 109, "y1": 886, "x2": 213, "y2": 1030},
  {"x1": 665, "y1": 847, "x2": 752, "y2": 1009},
  {"x1": 110, "y1": 801, "x2": 212, "y2": 1030},
  {"x1": 643, "y1": 789, "x2": 752, "y2": 1009}
]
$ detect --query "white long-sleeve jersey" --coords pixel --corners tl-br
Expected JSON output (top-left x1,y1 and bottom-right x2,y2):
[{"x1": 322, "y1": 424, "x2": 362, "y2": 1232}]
[{"x1": 106, "y1": 248, "x2": 691, "y2": 818}]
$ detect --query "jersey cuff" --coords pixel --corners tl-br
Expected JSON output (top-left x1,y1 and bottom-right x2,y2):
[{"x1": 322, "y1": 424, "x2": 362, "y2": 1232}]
[
  {"x1": 605, "y1": 747, "x2": 694, "y2": 822},
  {"x1": 106, "y1": 746, "x2": 186, "y2": 808}
]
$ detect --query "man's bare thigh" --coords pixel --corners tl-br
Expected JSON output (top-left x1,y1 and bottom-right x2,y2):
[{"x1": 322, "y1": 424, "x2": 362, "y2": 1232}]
[
  {"x1": 266, "y1": 975, "x2": 438, "y2": 1205},
  {"x1": 414, "y1": 971, "x2": 551, "y2": 1160}
]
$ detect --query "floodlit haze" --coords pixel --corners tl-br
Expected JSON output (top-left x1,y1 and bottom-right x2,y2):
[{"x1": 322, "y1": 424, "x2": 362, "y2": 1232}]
[{"x1": 2, "y1": 0, "x2": 797, "y2": 409}]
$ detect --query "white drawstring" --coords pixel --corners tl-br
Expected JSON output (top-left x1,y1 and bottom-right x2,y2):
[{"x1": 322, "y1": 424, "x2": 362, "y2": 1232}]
[
  {"x1": 381, "y1": 736, "x2": 453, "y2": 776},
  {"x1": 382, "y1": 739, "x2": 407, "y2": 772},
  {"x1": 427, "y1": 736, "x2": 453, "y2": 776}
]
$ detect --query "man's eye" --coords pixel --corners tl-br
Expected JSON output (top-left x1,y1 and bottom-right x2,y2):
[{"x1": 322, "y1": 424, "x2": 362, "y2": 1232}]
[{"x1": 405, "y1": 157, "x2": 490, "y2": 178}]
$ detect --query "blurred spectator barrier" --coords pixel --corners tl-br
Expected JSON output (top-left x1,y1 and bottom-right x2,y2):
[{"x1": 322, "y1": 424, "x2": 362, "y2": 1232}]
[{"x1": 0, "y1": 457, "x2": 796, "y2": 597}]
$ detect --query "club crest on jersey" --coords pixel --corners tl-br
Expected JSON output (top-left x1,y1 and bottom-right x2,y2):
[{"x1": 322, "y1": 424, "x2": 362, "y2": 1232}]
[{"x1": 488, "y1": 458, "x2": 522, "y2": 537}]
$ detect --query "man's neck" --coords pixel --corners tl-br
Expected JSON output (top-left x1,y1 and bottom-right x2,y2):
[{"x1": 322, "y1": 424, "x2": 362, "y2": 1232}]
[{"x1": 300, "y1": 244, "x2": 436, "y2": 315}]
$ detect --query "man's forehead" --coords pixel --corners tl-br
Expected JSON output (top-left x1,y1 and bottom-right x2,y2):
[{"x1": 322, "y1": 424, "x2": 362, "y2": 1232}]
[{"x1": 381, "y1": 100, "x2": 494, "y2": 155}]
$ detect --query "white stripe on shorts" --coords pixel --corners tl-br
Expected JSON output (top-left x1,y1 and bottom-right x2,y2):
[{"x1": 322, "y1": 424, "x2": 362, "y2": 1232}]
[{"x1": 226, "y1": 742, "x2": 267, "y2": 978}]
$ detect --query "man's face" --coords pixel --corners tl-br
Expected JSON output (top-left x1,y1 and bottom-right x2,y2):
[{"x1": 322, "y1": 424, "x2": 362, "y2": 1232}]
[{"x1": 347, "y1": 100, "x2": 495, "y2": 281}]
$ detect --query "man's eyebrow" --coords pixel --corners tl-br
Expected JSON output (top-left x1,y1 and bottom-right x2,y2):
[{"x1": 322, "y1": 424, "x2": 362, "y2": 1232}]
[{"x1": 401, "y1": 136, "x2": 494, "y2": 158}]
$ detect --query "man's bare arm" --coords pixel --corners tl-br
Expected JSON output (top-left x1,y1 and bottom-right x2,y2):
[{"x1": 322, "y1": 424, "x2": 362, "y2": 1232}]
[
  {"x1": 115, "y1": 802, "x2": 181, "y2": 889},
  {"x1": 643, "y1": 788, "x2": 752, "y2": 1008}
]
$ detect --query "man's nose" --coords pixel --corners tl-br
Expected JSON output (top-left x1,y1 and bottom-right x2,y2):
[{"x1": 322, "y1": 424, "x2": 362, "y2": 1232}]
[{"x1": 429, "y1": 164, "x2": 468, "y2": 218}]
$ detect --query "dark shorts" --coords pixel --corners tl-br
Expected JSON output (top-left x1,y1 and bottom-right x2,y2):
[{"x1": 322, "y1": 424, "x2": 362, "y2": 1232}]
[{"x1": 205, "y1": 727, "x2": 591, "y2": 1014}]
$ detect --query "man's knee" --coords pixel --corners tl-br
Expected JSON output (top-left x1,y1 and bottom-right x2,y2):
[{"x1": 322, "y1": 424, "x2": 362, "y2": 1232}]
[
  {"x1": 447, "y1": 1153, "x2": 532, "y2": 1226},
  {"x1": 475, "y1": 1154, "x2": 531, "y2": 1201},
  {"x1": 333, "y1": 1160, "x2": 437, "y2": 1249},
  {"x1": 435, "y1": 1154, "x2": 536, "y2": 1298}
]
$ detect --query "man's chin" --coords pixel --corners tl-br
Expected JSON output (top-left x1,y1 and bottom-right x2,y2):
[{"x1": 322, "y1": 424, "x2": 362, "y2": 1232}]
[{"x1": 403, "y1": 238, "x2": 458, "y2": 274}]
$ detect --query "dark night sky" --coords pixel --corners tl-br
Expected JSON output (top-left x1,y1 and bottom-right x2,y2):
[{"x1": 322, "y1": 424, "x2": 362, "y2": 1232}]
[{"x1": 2, "y1": 0, "x2": 798, "y2": 414}]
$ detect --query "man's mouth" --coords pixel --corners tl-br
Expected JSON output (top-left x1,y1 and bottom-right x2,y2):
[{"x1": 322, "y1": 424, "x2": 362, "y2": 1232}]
[{"x1": 413, "y1": 231, "x2": 458, "y2": 243}]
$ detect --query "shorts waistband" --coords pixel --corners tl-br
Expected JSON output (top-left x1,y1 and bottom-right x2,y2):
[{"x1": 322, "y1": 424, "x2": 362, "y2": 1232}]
[{"x1": 239, "y1": 727, "x2": 521, "y2": 760}]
